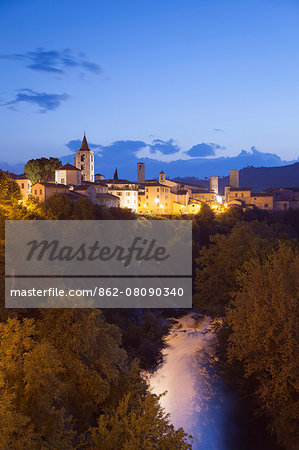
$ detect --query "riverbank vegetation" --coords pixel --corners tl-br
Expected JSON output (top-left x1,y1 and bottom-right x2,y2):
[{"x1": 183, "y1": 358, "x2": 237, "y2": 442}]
[{"x1": 193, "y1": 205, "x2": 299, "y2": 450}]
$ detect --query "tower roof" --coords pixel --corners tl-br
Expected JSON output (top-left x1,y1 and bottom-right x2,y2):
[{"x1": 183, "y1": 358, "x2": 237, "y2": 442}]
[{"x1": 80, "y1": 134, "x2": 90, "y2": 151}]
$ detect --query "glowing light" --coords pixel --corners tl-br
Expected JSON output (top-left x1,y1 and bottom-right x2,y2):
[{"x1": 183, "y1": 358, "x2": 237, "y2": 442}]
[
  {"x1": 155, "y1": 197, "x2": 159, "y2": 204},
  {"x1": 216, "y1": 195, "x2": 222, "y2": 204},
  {"x1": 143, "y1": 203, "x2": 147, "y2": 207}
]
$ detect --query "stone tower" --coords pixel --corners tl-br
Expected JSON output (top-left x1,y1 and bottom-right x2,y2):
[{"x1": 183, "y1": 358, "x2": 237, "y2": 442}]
[
  {"x1": 137, "y1": 162, "x2": 145, "y2": 184},
  {"x1": 159, "y1": 170, "x2": 166, "y2": 183},
  {"x1": 229, "y1": 169, "x2": 239, "y2": 188},
  {"x1": 210, "y1": 176, "x2": 219, "y2": 194},
  {"x1": 74, "y1": 135, "x2": 94, "y2": 182}
]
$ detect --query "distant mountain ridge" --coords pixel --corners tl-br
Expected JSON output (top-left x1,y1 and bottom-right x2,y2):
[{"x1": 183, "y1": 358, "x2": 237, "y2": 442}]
[{"x1": 174, "y1": 162, "x2": 299, "y2": 193}]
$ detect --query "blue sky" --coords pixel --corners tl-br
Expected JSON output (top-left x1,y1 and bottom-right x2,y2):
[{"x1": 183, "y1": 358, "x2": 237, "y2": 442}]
[{"x1": 1, "y1": 0, "x2": 299, "y2": 177}]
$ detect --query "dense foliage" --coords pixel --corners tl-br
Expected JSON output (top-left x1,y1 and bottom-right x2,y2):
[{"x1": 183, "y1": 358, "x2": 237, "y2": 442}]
[
  {"x1": 227, "y1": 244, "x2": 299, "y2": 449},
  {"x1": 24, "y1": 157, "x2": 62, "y2": 184},
  {"x1": 0, "y1": 310, "x2": 191, "y2": 448},
  {"x1": 193, "y1": 205, "x2": 299, "y2": 449}
]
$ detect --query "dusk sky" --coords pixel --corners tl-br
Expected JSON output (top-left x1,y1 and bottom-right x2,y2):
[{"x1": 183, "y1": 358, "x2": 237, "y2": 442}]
[{"x1": 1, "y1": 0, "x2": 299, "y2": 176}]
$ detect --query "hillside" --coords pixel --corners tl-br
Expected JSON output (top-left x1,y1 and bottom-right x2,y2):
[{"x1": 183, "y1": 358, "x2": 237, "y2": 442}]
[{"x1": 174, "y1": 162, "x2": 299, "y2": 193}]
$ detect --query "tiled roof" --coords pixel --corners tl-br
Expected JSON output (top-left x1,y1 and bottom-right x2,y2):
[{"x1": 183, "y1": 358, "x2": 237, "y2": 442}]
[
  {"x1": 32, "y1": 182, "x2": 67, "y2": 188},
  {"x1": 105, "y1": 179, "x2": 136, "y2": 184},
  {"x1": 145, "y1": 181, "x2": 170, "y2": 187},
  {"x1": 96, "y1": 193, "x2": 120, "y2": 200},
  {"x1": 190, "y1": 189, "x2": 211, "y2": 194},
  {"x1": 58, "y1": 163, "x2": 80, "y2": 171},
  {"x1": 229, "y1": 187, "x2": 252, "y2": 191},
  {"x1": 73, "y1": 184, "x2": 94, "y2": 191},
  {"x1": 64, "y1": 191, "x2": 86, "y2": 200},
  {"x1": 7, "y1": 172, "x2": 28, "y2": 180}
]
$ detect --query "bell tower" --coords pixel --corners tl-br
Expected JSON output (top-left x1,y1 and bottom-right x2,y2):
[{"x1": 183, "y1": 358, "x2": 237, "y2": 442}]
[{"x1": 74, "y1": 134, "x2": 94, "y2": 182}]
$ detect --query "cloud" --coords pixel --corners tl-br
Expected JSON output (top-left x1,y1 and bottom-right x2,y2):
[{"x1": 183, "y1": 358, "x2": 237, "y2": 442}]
[
  {"x1": 149, "y1": 139, "x2": 180, "y2": 154},
  {"x1": 61, "y1": 138, "x2": 295, "y2": 181},
  {"x1": 0, "y1": 48, "x2": 102, "y2": 76},
  {"x1": 187, "y1": 143, "x2": 224, "y2": 157},
  {"x1": 213, "y1": 128, "x2": 225, "y2": 133},
  {"x1": 4, "y1": 89, "x2": 69, "y2": 113}
]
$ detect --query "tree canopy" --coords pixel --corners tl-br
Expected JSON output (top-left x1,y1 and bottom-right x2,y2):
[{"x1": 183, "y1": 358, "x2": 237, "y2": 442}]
[
  {"x1": 0, "y1": 309, "x2": 192, "y2": 448},
  {"x1": 194, "y1": 221, "x2": 295, "y2": 316},
  {"x1": 24, "y1": 157, "x2": 62, "y2": 184},
  {"x1": 227, "y1": 244, "x2": 299, "y2": 449}
]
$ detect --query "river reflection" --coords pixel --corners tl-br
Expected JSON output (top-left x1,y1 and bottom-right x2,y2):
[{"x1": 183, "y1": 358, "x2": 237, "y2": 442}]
[{"x1": 149, "y1": 313, "x2": 238, "y2": 450}]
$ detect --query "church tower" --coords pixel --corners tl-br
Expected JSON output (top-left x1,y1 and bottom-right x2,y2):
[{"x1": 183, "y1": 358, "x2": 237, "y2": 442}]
[
  {"x1": 74, "y1": 134, "x2": 94, "y2": 182},
  {"x1": 74, "y1": 133, "x2": 94, "y2": 182}
]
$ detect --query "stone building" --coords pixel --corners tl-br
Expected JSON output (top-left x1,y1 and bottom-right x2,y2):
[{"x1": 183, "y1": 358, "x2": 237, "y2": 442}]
[
  {"x1": 55, "y1": 163, "x2": 81, "y2": 186},
  {"x1": 142, "y1": 182, "x2": 171, "y2": 214},
  {"x1": 31, "y1": 182, "x2": 68, "y2": 202},
  {"x1": 104, "y1": 178, "x2": 138, "y2": 212},
  {"x1": 7, "y1": 172, "x2": 31, "y2": 199}
]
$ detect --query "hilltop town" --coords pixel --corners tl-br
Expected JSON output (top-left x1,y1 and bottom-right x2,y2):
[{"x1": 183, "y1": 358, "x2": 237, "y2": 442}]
[{"x1": 6, "y1": 135, "x2": 299, "y2": 214}]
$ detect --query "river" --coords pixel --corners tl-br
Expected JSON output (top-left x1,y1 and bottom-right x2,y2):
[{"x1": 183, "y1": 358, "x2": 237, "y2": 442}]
[{"x1": 149, "y1": 312, "x2": 241, "y2": 450}]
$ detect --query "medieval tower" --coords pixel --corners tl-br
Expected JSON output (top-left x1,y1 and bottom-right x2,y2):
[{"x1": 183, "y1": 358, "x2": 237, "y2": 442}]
[
  {"x1": 137, "y1": 162, "x2": 145, "y2": 184},
  {"x1": 74, "y1": 134, "x2": 94, "y2": 182}
]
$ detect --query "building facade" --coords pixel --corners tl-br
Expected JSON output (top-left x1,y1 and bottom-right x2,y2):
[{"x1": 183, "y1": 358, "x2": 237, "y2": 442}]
[
  {"x1": 55, "y1": 163, "x2": 81, "y2": 186},
  {"x1": 31, "y1": 182, "x2": 68, "y2": 202}
]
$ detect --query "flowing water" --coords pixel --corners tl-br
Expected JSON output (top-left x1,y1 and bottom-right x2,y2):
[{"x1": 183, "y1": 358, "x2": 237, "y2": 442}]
[{"x1": 149, "y1": 313, "x2": 239, "y2": 450}]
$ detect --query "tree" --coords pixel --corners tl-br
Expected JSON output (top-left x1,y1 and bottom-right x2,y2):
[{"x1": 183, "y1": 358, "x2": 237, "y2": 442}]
[
  {"x1": 71, "y1": 197, "x2": 95, "y2": 219},
  {"x1": 45, "y1": 193, "x2": 73, "y2": 219},
  {"x1": 24, "y1": 157, "x2": 62, "y2": 184},
  {"x1": 227, "y1": 243, "x2": 299, "y2": 449},
  {"x1": 88, "y1": 392, "x2": 192, "y2": 449},
  {"x1": 193, "y1": 203, "x2": 215, "y2": 248},
  {"x1": 194, "y1": 221, "x2": 294, "y2": 316},
  {"x1": 0, "y1": 170, "x2": 21, "y2": 203}
]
